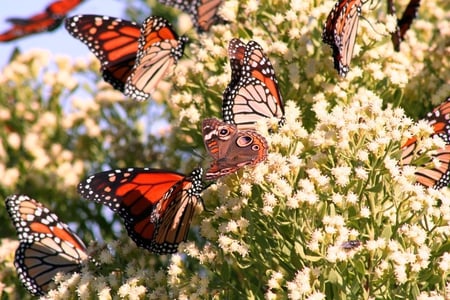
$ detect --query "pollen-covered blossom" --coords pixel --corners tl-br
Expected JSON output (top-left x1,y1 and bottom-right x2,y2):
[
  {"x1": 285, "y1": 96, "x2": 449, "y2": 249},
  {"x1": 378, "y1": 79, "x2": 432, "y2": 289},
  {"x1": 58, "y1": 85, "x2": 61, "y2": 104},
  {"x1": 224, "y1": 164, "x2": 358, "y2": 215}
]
[
  {"x1": 439, "y1": 252, "x2": 450, "y2": 272},
  {"x1": 286, "y1": 268, "x2": 312, "y2": 299},
  {"x1": 394, "y1": 264, "x2": 408, "y2": 284},
  {"x1": 289, "y1": 27, "x2": 301, "y2": 39},
  {"x1": 307, "y1": 168, "x2": 329, "y2": 187},
  {"x1": 360, "y1": 206, "x2": 371, "y2": 218},
  {"x1": 399, "y1": 224, "x2": 427, "y2": 246},
  {"x1": 262, "y1": 205, "x2": 274, "y2": 215},
  {"x1": 267, "y1": 271, "x2": 284, "y2": 290},
  {"x1": 117, "y1": 280, "x2": 146, "y2": 300},
  {"x1": 218, "y1": 234, "x2": 249, "y2": 256},
  {"x1": 272, "y1": 13, "x2": 284, "y2": 25},
  {"x1": 385, "y1": 14, "x2": 398, "y2": 33},
  {"x1": 240, "y1": 182, "x2": 252, "y2": 196},
  {"x1": 331, "y1": 165, "x2": 352, "y2": 186},
  {"x1": 244, "y1": 0, "x2": 259, "y2": 14},
  {"x1": 262, "y1": 193, "x2": 277, "y2": 207},
  {"x1": 296, "y1": 180, "x2": 319, "y2": 205},
  {"x1": 271, "y1": 41, "x2": 288, "y2": 56},
  {"x1": 97, "y1": 286, "x2": 112, "y2": 300},
  {"x1": 179, "y1": 106, "x2": 201, "y2": 123},
  {"x1": 306, "y1": 292, "x2": 326, "y2": 300}
]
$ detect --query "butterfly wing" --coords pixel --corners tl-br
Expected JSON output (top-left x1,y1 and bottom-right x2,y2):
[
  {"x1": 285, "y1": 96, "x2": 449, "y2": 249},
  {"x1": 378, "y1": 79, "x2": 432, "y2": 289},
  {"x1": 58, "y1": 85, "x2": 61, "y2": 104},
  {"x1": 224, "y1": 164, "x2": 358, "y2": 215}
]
[
  {"x1": 151, "y1": 168, "x2": 203, "y2": 252},
  {"x1": 78, "y1": 167, "x2": 203, "y2": 254},
  {"x1": 392, "y1": 0, "x2": 421, "y2": 51},
  {"x1": 46, "y1": 0, "x2": 84, "y2": 17},
  {"x1": 401, "y1": 96, "x2": 450, "y2": 189},
  {"x1": 124, "y1": 16, "x2": 188, "y2": 101},
  {"x1": 203, "y1": 118, "x2": 238, "y2": 161},
  {"x1": 425, "y1": 97, "x2": 450, "y2": 140},
  {"x1": 158, "y1": 0, "x2": 225, "y2": 32},
  {"x1": 192, "y1": 0, "x2": 226, "y2": 31},
  {"x1": 322, "y1": 0, "x2": 362, "y2": 77},
  {"x1": 223, "y1": 40, "x2": 284, "y2": 128},
  {"x1": 223, "y1": 38, "x2": 247, "y2": 105},
  {"x1": 223, "y1": 77, "x2": 284, "y2": 129},
  {"x1": 202, "y1": 118, "x2": 268, "y2": 180},
  {"x1": 5, "y1": 194, "x2": 88, "y2": 296},
  {"x1": 64, "y1": 15, "x2": 141, "y2": 92},
  {"x1": 0, "y1": 12, "x2": 63, "y2": 42}
]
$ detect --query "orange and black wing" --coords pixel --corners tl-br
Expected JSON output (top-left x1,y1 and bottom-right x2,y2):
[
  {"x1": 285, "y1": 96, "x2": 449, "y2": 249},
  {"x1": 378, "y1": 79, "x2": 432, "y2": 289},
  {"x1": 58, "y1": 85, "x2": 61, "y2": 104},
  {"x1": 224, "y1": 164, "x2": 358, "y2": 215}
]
[
  {"x1": 77, "y1": 167, "x2": 203, "y2": 254},
  {"x1": 390, "y1": 0, "x2": 421, "y2": 51},
  {"x1": 0, "y1": 11, "x2": 63, "y2": 42},
  {"x1": 158, "y1": 0, "x2": 226, "y2": 32},
  {"x1": 5, "y1": 195, "x2": 88, "y2": 296},
  {"x1": 222, "y1": 38, "x2": 247, "y2": 104},
  {"x1": 64, "y1": 15, "x2": 141, "y2": 92},
  {"x1": 222, "y1": 39, "x2": 284, "y2": 129},
  {"x1": 401, "y1": 96, "x2": 450, "y2": 189},
  {"x1": 322, "y1": 0, "x2": 362, "y2": 77},
  {"x1": 124, "y1": 16, "x2": 188, "y2": 101},
  {"x1": 46, "y1": 0, "x2": 84, "y2": 17}
]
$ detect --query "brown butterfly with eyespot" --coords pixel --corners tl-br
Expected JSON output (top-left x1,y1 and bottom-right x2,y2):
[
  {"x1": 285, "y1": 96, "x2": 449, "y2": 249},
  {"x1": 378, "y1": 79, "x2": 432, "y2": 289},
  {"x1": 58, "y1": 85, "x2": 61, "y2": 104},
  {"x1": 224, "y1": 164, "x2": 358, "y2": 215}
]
[{"x1": 202, "y1": 118, "x2": 268, "y2": 180}]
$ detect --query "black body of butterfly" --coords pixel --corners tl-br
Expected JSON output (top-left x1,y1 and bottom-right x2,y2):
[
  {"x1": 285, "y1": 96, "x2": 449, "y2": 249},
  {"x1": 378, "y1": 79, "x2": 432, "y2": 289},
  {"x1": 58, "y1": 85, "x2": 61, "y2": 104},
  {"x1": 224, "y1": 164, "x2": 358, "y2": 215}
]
[
  {"x1": 202, "y1": 118, "x2": 268, "y2": 180},
  {"x1": 401, "y1": 96, "x2": 450, "y2": 189},
  {"x1": 124, "y1": 16, "x2": 188, "y2": 101},
  {"x1": 158, "y1": 0, "x2": 226, "y2": 32},
  {"x1": 77, "y1": 167, "x2": 204, "y2": 254},
  {"x1": 5, "y1": 194, "x2": 89, "y2": 296},
  {"x1": 388, "y1": 0, "x2": 421, "y2": 51},
  {"x1": 223, "y1": 38, "x2": 285, "y2": 129},
  {"x1": 322, "y1": 0, "x2": 362, "y2": 77}
]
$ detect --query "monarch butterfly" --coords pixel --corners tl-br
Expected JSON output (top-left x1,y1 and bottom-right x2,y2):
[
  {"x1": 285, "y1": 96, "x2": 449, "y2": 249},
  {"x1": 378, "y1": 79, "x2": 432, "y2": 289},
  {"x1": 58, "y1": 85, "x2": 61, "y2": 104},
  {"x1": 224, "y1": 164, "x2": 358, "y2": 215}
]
[
  {"x1": 401, "y1": 97, "x2": 450, "y2": 189},
  {"x1": 124, "y1": 16, "x2": 188, "y2": 101},
  {"x1": 64, "y1": 15, "x2": 141, "y2": 92},
  {"x1": 5, "y1": 194, "x2": 89, "y2": 296},
  {"x1": 158, "y1": 0, "x2": 226, "y2": 32},
  {"x1": 0, "y1": 0, "x2": 83, "y2": 42},
  {"x1": 0, "y1": 12, "x2": 63, "y2": 42},
  {"x1": 77, "y1": 167, "x2": 204, "y2": 254},
  {"x1": 322, "y1": 0, "x2": 362, "y2": 77},
  {"x1": 223, "y1": 39, "x2": 285, "y2": 129},
  {"x1": 388, "y1": 0, "x2": 421, "y2": 51},
  {"x1": 202, "y1": 118, "x2": 268, "y2": 179}
]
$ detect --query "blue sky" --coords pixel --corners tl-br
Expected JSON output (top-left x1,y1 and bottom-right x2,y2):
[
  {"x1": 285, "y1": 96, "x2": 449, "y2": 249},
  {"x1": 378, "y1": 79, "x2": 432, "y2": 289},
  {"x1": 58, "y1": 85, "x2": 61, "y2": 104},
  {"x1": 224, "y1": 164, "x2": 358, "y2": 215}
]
[{"x1": 0, "y1": 0, "x2": 129, "y2": 68}]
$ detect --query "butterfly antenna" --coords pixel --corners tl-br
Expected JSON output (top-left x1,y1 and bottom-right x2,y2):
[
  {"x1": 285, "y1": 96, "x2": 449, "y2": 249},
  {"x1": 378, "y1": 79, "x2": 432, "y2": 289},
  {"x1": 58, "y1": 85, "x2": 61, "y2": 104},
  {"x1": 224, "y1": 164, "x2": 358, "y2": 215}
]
[
  {"x1": 199, "y1": 181, "x2": 215, "y2": 213},
  {"x1": 198, "y1": 195, "x2": 213, "y2": 213},
  {"x1": 361, "y1": 0, "x2": 381, "y2": 10},
  {"x1": 192, "y1": 149, "x2": 207, "y2": 160},
  {"x1": 360, "y1": 15, "x2": 384, "y2": 37}
]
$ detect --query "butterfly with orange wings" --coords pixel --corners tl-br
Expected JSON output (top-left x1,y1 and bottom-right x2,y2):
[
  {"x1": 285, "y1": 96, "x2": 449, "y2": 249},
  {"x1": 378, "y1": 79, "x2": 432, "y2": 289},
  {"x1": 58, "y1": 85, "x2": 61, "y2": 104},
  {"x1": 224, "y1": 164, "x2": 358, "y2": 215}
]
[
  {"x1": 158, "y1": 0, "x2": 226, "y2": 32},
  {"x1": 0, "y1": 0, "x2": 83, "y2": 42},
  {"x1": 401, "y1": 96, "x2": 450, "y2": 189},
  {"x1": 202, "y1": 39, "x2": 284, "y2": 179},
  {"x1": 65, "y1": 15, "x2": 187, "y2": 100},
  {"x1": 124, "y1": 16, "x2": 188, "y2": 101},
  {"x1": 387, "y1": 0, "x2": 421, "y2": 51},
  {"x1": 322, "y1": 0, "x2": 362, "y2": 77},
  {"x1": 78, "y1": 167, "x2": 204, "y2": 254},
  {"x1": 5, "y1": 194, "x2": 89, "y2": 296},
  {"x1": 223, "y1": 38, "x2": 285, "y2": 129}
]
